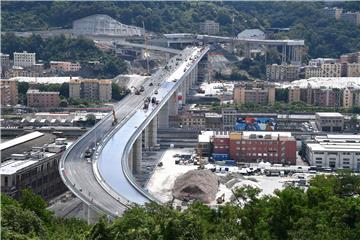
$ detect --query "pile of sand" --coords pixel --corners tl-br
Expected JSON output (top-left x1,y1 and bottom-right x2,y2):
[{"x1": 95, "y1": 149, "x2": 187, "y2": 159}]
[{"x1": 172, "y1": 170, "x2": 219, "y2": 203}]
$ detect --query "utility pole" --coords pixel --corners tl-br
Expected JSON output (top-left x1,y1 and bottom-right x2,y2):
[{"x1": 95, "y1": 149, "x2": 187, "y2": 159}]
[{"x1": 143, "y1": 21, "x2": 150, "y2": 75}]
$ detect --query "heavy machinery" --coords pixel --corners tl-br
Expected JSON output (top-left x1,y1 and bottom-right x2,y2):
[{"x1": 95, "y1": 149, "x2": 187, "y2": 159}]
[
  {"x1": 217, "y1": 193, "x2": 225, "y2": 204},
  {"x1": 131, "y1": 86, "x2": 141, "y2": 95},
  {"x1": 112, "y1": 109, "x2": 118, "y2": 126}
]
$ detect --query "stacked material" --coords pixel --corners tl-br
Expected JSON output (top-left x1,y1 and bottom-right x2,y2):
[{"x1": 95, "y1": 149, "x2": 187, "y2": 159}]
[{"x1": 172, "y1": 170, "x2": 218, "y2": 203}]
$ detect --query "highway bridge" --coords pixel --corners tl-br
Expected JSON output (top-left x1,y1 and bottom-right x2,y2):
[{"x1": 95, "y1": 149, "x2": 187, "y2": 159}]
[{"x1": 60, "y1": 46, "x2": 209, "y2": 223}]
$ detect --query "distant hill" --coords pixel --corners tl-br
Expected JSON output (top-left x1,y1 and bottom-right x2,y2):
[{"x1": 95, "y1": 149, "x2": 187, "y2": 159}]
[{"x1": 2, "y1": 1, "x2": 360, "y2": 58}]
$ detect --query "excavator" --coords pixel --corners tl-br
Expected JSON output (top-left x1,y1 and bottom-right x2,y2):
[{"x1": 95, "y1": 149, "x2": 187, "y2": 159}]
[
  {"x1": 112, "y1": 109, "x2": 118, "y2": 126},
  {"x1": 131, "y1": 86, "x2": 141, "y2": 95},
  {"x1": 216, "y1": 193, "x2": 225, "y2": 204}
]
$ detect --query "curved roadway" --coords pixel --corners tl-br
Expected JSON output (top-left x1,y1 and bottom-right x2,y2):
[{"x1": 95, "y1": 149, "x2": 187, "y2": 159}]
[{"x1": 60, "y1": 46, "x2": 209, "y2": 217}]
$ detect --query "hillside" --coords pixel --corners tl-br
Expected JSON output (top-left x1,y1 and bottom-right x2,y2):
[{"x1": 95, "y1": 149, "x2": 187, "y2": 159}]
[{"x1": 2, "y1": 2, "x2": 360, "y2": 58}]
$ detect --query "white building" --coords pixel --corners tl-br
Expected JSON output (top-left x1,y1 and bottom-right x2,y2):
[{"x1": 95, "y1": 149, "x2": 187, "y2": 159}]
[
  {"x1": 73, "y1": 14, "x2": 143, "y2": 37},
  {"x1": 13, "y1": 51, "x2": 36, "y2": 67},
  {"x1": 347, "y1": 63, "x2": 360, "y2": 77},
  {"x1": 306, "y1": 134, "x2": 360, "y2": 171}
]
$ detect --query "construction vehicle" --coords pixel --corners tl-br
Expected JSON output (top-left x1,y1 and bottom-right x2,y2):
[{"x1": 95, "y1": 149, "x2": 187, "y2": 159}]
[
  {"x1": 144, "y1": 97, "x2": 150, "y2": 109},
  {"x1": 154, "y1": 90, "x2": 158, "y2": 94},
  {"x1": 112, "y1": 109, "x2": 118, "y2": 126},
  {"x1": 140, "y1": 86, "x2": 145, "y2": 92},
  {"x1": 151, "y1": 97, "x2": 156, "y2": 104},
  {"x1": 131, "y1": 86, "x2": 141, "y2": 95},
  {"x1": 216, "y1": 193, "x2": 225, "y2": 204}
]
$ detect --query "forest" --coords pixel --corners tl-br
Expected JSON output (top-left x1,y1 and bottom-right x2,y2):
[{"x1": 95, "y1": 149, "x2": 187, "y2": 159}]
[
  {"x1": 1, "y1": 172, "x2": 360, "y2": 239},
  {"x1": 2, "y1": 1, "x2": 360, "y2": 58}
]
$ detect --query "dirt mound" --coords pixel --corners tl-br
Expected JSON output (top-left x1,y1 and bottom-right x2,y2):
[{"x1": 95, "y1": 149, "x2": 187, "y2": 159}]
[{"x1": 172, "y1": 170, "x2": 219, "y2": 203}]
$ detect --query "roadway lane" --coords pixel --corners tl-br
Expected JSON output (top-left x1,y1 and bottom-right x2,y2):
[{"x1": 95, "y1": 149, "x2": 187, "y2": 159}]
[
  {"x1": 97, "y1": 47, "x2": 208, "y2": 205},
  {"x1": 61, "y1": 46, "x2": 208, "y2": 216}
]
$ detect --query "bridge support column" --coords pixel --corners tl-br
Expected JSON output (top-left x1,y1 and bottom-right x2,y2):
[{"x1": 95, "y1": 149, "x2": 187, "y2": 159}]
[
  {"x1": 132, "y1": 133, "x2": 142, "y2": 174},
  {"x1": 158, "y1": 102, "x2": 169, "y2": 128},
  {"x1": 185, "y1": 75, "x2": 190, "y2": 96},
  {"x1": 181, "y1": 83, "x2": 187, "y2": 104},
  {"x1": 128, "y1": 146, "x2": 133, "y2": 172},
  {"x1": 143, "y1": 126, "x2": 150, "y2": 150},
  {"x1": 149, "y1": 115, "x2": 157, "y2": 146},
  {"x1": 169, "y1": 92, "x2": 178, "y2": 116},
  {"x1": 84, "y1": 204, "x2": 99, "y2": 224}
]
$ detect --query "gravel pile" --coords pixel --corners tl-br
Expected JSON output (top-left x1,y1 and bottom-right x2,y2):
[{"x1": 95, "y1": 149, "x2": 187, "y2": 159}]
[{"x1": 172, "y1": 170, "x2": 219, "y2": 203}]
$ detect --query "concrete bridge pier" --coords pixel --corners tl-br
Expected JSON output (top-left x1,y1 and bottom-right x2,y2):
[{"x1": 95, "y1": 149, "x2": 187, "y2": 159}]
[
  {"x1": 132, "y1": 133, "x2": 142, "y2": 174},
  {"x1": 149, "y1": 115, "x2": 158, "y2": 146},
  {"x1": 169, "y1": 92, "x2": 178, "y2": 116},
  {"x1": 83, "y1": 203, "x2": 99, "y2": 224},
  {"x1": 181, "y1": 83, "x2": 187, "y2": 103},
  {"x1": 158, "y1": 101, "x2": 169, "y2": 128},
  {"x1": 128, "y1": 146, "x2": 133, "y2": 172},
  {"x1": 143, "y1": 126, "x2": 150, "y2": 150}
]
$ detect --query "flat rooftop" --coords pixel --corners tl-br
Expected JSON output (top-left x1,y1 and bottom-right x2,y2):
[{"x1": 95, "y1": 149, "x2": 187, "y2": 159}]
[
  {"x1": 315, "y1": 112, "x2": 343, "y2": 117},
  {"x1": 0, "y1": 160, "x2": 39, "y2": 175},
  {"x1": 0, "y1": 131, "x2": 44, "y2": 151}
]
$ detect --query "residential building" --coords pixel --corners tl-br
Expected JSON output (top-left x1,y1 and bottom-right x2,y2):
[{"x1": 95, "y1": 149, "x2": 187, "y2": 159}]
[
  {"x1": 4, "y1": 66, "x2": 42, "y2": 78},
  {"x1": 0, "y1": 138, "x2": 68, "y2": 200},
  {"x1": 288, "y1": 86, "x2": 301, "y2": 103},
  {"x1": 212, "y1": 131, "x2": 296, "y2": 164},
  {"x1": 205, "y1": 112, "x2": 222, "y2": 130},
  {"x1": 50, "y1": 61, "x2": 81, "y2": 72},
  {"x1": 346, "y1": 63, "x2": 360, "y2": 77},
  {"x1": 304, "y1": 63, "x2": 341, "y2": 78},
  {"x1": 1, "y1": 53, "x2": 10, "y2": 76},
  {"x1": 305, "y1": 134, "x2": 360, "y2": 170},
  {"x1": 323, "y1": 7, "x2": 343, "y2": 20},
  {"x1": 342, "y1": 88, "x2": 353, "y2": 109},
  {"x1": 308, "y1": 58, "x2": 337, "y2": 67},
  {"x1": 26, "y1": 89, "x2": 60, "y2": 108},
  {"x1": 0, "y1": 79, "x2": 18, "y2": 106},
  {"x1": 199, "y1": 20, "x2": 220, "y2": 35},
  {"x1": 13, "y1": 51, "x2": 36, "y2": 67},
  {"x1": 266, "y1": 64, "x2": 300, "y2": 81},
  {"x1": 73, "y1": 14, "x2": 143, "y2": 37},
  {"x1": 341, "y1": 12, "x2": 360, "y2": 26},
  {"x1": 69, "y1": 79, "x2": 112, "y2": 101},
  {"x1": 178, "y1": 112, "x2": 206, "y2": 130},
  {"x1": 315, "y1": 112, "x2": 344, "y2": 132},
  {"x1": 233, "y1": 81, "x2": 275, "y2": 105}
]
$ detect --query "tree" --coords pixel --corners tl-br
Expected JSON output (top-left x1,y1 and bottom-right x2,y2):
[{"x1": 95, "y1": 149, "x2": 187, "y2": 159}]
[
  {"x1": 86, "y1": 114, "x2": 96, "y2": 125},
  {"x1": 19, "y1": 189, "x2": 53, "y2": 222}
]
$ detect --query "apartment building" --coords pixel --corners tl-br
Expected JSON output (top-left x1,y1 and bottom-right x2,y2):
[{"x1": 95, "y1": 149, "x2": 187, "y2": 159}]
[
  {"x1": 342, "y1": 88, "x2": 353, "y2": 109},
  {"x1": 0, "y1": 79, "x2": 18, "y2": 106},
  {"x1": 27, "y1": 89, "x2": 60, "y2": 108},
  {"x1": 346, "y1": 63, "x2": 360, "y2": 77},
  {"x1": 288, "y1": 86, "x2": 301, "y2": 103},
  {"x1": 315, "y1": 112, "x2": 344, "y2": 132},
  {"x1": 199, "y1": 20, "x2": 220, "y2": 35},
  {"x1": 0, "y1": 141, "x2": 68, "y2": 200},
  {"x1": 323, "y1": 7, "x2": 343, "y2": 20},
  {"x1": 341, "y1": 12, "x2": 360, "y2": 26},
  {"x1": 304, "y1": 63, "x2": 341, "y2": 78},
  {"x1": 305, "y1": 134, "x2": 360, "y2": 171},
  {"x1": 233, "y1": 81, "x2": 275, "y2": 105},
  {"x1": 1, "y1": 53, "x2": 10, "y2": 76},
  {"x1": 212, "y1": 131, "x2": 296, "y2": 165},
  {"x1": 50, "y1": 61, "x2": 81, "y2": 72},
  {"x1": 69, "y1": 79, "x2": 112, "y2": 101},
  {"x1": 266, "y1": 64, "x2": 300, "y2": 82},
  {"x1": 13, "y1": 51, "x2": 36, "y2": 67}
]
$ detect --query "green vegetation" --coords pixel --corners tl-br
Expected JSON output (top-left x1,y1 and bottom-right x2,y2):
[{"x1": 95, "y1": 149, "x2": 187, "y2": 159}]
[
  {"x1": 1, "y1": 33, "x2": 128, "y2": 79},
  {"x1": 2, "y1": 173, "x2": 360, "y2": 239},
  {"x1": 2, "y1": 2, "x2": 360, "y2": 59},
  {"x1": 1, "y1": 189, "x2": 90, "y2": 239}
]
